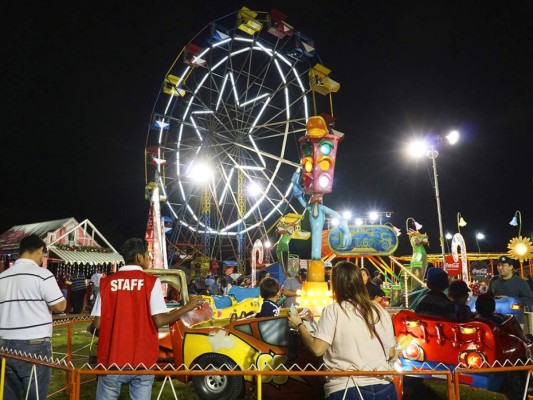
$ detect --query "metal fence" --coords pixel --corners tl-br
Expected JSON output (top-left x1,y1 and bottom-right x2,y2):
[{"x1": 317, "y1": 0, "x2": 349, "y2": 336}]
[{"x1": 2, "y1": 318, "x2": 533, "y2": 399}]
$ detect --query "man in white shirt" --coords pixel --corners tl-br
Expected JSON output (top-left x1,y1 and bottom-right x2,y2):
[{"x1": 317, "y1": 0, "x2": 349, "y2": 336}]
[
  {"x1": 0, "y1": 234, "x2": 66, "y2": 399},
  {"x1": 90, "y1": 270, "x2": 103, "y2": 305},
  {"x1": 283, "y1": 268, "x2": 307, "y2": 308}
]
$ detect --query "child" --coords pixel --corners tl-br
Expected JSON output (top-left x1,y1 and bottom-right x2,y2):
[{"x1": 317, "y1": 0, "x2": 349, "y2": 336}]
[
  {"x1": 447, "y1": 280, "x2": 474, "y2": 321},
  {"x1": 474, "y1": 292, "x2": 505, "y2": 324},
  {"x1": 475, "y1": 292, "x2": 532, "y2": 344},
  {"x1": 256, "y1": 277, "x2": 281, "y2": 317},
  {"x1": 165, "y1": 287, "x2": 182, "y2": 304}
]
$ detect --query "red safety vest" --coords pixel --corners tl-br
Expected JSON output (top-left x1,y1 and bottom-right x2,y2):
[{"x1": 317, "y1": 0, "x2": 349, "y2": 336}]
[{"x1": 97, "y1": 270, "x2": 159, "y2": 367}]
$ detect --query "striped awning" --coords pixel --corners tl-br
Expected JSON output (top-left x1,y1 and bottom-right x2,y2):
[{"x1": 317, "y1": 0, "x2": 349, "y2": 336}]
[{"x1": 49, "y1": 246, "x2": 123, "y2": 265}]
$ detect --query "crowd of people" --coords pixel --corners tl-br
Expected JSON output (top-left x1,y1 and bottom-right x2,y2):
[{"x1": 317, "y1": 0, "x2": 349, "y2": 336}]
[
  {"x1": 2, "y1": 233, "x2": 533, "y2": 399},
  {"x1": 415, "y1": 256, "x2": 533, "y2": 325}
]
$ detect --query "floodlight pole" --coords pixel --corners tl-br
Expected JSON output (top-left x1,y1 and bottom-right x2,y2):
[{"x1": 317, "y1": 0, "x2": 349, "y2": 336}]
[{"x1": 429, "y1": 146, "x2": 447, "y2": 269}]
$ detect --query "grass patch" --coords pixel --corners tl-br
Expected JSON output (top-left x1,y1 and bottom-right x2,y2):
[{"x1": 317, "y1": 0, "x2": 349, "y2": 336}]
[
  {"x1": 422, "y1": 379, "x2": 506, "y2": 400},
  {"x1": 48, "y1": 321, "x2": 199, "y2": 399}
]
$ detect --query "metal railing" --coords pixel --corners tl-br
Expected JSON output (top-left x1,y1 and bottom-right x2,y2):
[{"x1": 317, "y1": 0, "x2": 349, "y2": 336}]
[{"x1": 2, "y1": 318, "x2": 533, "y2": 399}]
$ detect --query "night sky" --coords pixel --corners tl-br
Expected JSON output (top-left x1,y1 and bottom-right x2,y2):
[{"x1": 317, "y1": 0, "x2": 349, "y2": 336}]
[{"x1": 2, "y1": 0, "x2": 533, "y2": 257}]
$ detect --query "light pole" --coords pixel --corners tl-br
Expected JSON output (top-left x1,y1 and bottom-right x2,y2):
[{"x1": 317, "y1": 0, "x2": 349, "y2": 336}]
[
  {"x1": 445, "y1": 231, "x2": 453, "y2": 253},
  {"x1": 509, "y1": 210, "x2": 522, "y2": 236},
  {"x1": 457, "y1": 212, "x2": 467, "y2": 233},
  {"x1": 407, "y1": 130, "x2": 459, "y2": 270},
  {"x1": 427, "y1": 145, "x2": 446, "y2": 267}
]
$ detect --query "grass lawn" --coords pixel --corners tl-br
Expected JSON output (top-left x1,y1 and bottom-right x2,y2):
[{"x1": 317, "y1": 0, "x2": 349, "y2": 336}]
[
  {"x1": 47, "y1": 320, "x2": 510, "y2": 399},
  {"x1": 48, "y1": 322, "x2": 199, "y2": 399},
  {"x1": 416, "y1": 380, "x2": 506, "y2": 400}
]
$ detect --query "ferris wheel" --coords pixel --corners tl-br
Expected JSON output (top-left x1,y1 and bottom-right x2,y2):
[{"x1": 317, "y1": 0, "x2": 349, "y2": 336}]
[{"x1": 145, "y1": 7, "x2": 339, "y2": 263}]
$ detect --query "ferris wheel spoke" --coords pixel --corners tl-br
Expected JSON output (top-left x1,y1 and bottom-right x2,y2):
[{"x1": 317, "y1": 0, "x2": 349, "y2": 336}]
[
  {"x1": 245, "y1": 171, "x2": 290, "y2": 216},
  {"x1": 230, "y1": 142, "x2": 301, "y2": 168}
]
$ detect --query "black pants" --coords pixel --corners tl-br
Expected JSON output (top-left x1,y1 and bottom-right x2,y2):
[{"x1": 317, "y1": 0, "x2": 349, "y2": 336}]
[{"x1": 71, "y1": 289, "x2": 86, "y2": 314}]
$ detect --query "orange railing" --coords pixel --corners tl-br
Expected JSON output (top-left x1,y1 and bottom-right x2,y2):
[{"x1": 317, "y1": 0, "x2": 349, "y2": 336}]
[{"x1": 2, "y1": 317, "x2": 533, "y2": 399}]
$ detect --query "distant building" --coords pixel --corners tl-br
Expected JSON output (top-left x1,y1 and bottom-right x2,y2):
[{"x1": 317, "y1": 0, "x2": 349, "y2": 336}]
[
  {"x1": 0, "y1": 218, "x2": 124, "y2": 313},
  {"x1": 0, "y1": 217, "x2": 123, "y2": 276}
]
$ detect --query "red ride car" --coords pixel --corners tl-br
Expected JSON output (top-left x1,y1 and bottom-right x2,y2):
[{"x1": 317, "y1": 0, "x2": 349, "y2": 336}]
[{"x1": 393, "y1": 309, "x2": 532, "y2": 397}]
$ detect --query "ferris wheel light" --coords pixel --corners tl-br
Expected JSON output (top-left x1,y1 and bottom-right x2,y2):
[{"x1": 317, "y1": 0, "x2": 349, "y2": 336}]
[
  {"x1": 229, "y1": 72, "x2": 239, "y2": 105},
  {"x1": 246, "y1": 182, "x2": 262, "y2": 197},
  {"x1": 277, "y1": 53, "x2": 292, "y2": 66},
  {"x1": 234, "y1": 36, "x2": 254, "y2": 43},
  {"x1": 264, "y1": 240, "x2": 272, "y2": 248},
  {"x1": 211, "y1": 37, "x2": 231, "y2": 47},
  {"x1": 216, "y1": 73, "x2": 230, "y2": 110},
  {"x1": 239, "y1": 92, "x2": 270, "y2": 107},
  {"x1": 187, "y1": 161, "x2": 213, "y2": 183},
  {"x1": 331, "y1": 218, "x2": 339, "y2": 226},
  {"x1": 355, "y1": 218, "x2": 363, "y2": 226},
  {"x1": 274, "y1": 59, "x2": 286, "y2": 83},
  {"x1": 342, "y1": 211, "x2": 352, "y2": 219}
]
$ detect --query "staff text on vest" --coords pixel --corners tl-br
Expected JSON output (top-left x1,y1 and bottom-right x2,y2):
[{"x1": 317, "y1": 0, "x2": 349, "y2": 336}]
[{"x1": 110, "y1": 279, "x2": 145, "y2": 291}]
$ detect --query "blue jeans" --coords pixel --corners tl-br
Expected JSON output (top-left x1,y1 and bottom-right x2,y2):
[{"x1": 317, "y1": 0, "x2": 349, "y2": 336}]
[
  {"x1": 0, "y1": 338, "x2": 52, "y2": 400},
  {"x1": 326, "y1": 382, "x2": 398, "y2": 400},
  {"x1": 96, "y1": 373, "x2": 155, "y2": 400}
]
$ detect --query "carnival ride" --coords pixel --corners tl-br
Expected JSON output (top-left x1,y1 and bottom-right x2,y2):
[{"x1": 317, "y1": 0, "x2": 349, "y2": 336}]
[
  {"x1": 145, "y1": 7, "x2": 340, "y2": 270},
  {"x1": 159, "y1": 305, "x2": 325, "y2": 400},
  {"x1": 152, "y1": 267, "x2": 324, "y2": 399},
  {"x1": 105, "y1": 5, "x2": 533, "y2": 400},
  {"x1": 394, "y1": 309, "x2": 532, "y2": 398}
]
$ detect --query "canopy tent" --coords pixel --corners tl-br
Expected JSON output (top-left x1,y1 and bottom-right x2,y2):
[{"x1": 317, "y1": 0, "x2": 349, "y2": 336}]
[
  {"x1": 0, "y1": 217, "x2": 123, "y2": 269},
  {"x1": 0, "y1": 218, "x2": 73, "y2": 255},
  {"x1": 48, "y1": 246, "x2": 123, "y2": 265}
]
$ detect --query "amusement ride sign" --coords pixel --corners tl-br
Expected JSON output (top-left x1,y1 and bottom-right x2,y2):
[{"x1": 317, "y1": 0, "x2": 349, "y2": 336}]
[{"x1": 328, "y1": 225, "x2": 399, "y2": 256}]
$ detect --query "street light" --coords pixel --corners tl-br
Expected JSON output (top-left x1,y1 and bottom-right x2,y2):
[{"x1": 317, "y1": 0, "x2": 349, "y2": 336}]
[
  {"x1": 475, "y1": 231, "x2": 485, "y2": 253},
  {"x1": 330, "y1": 210, "x2": 393, "y2": 226},
  {"x1": 368, "y1": 211, "x2": 379, "y2": 224},
  {"x1": 509, "y1": 210, "x2": 522, "y2": 235},
  {"x1": 406, "y1": 217, "x2": 423, "y2": 232},
  {"x1": 457, "y1": 212, "x2": 467, "y2": 233},
  {"x1": 445, "y1": 231, "x2": 453, "y2": 252},
  {"x1": 407, "y1": 130, "x2": 460, "y2": 269}
]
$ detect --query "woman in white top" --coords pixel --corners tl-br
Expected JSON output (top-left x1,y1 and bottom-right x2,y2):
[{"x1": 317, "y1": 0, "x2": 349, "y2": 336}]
[{"x1": 288, "y1": 261, "x2": 398, "y2": 400}]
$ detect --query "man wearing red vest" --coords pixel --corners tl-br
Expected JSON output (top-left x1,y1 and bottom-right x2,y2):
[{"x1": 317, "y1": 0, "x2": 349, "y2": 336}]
[{"x1": 90, "y1": 238, "x2": 203, "y2": 399}]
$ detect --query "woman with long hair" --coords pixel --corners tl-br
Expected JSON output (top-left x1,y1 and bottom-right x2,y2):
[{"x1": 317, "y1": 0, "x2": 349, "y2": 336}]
[{"x1": 288, "y1": 261, "x2": 398, "y2": 400}]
